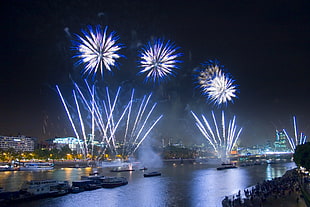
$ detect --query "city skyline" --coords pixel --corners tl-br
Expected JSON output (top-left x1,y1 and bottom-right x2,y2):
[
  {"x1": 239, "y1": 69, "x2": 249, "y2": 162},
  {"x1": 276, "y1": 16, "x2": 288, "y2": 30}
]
[{"x1": 1, "y1": 0, "x2": 309, "y2": 147}]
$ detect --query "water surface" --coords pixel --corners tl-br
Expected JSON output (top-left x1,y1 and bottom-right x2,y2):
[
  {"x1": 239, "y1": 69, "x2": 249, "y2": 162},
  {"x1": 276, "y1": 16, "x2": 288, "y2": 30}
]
[{"x1": 0, "y1": 161, "x2": 296, "y2": 207}]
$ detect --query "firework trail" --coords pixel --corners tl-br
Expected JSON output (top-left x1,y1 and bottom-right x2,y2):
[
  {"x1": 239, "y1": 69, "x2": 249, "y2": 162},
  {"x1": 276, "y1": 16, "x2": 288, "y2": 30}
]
[
  {"x1": 191, "y1": 110, "x2": 242, "y2": 161},
  {"x1": 139, "y1": 38, "x2": 182, "y2": 83},
  {"x1": 56, "y1": 81, "x2": 163, "y2": 159},
  {"x1": 195, "y1": 60, "x2": 237, "y2": 106},
  {"x1": 72, "y1": 25, "x2": 123, "y2": 78},
  {"x1": 283, "y1": 116, "x2": 307, "y2": 152}
]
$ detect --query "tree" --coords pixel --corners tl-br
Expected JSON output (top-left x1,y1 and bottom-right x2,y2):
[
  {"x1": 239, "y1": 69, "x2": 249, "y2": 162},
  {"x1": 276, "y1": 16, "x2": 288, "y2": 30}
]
[
  {"x1": 294, "y1": 142, "x2": 310, "y2": 170},
  {"x1": 59, "y1": 145, "x2": 72, "y2": 159}
]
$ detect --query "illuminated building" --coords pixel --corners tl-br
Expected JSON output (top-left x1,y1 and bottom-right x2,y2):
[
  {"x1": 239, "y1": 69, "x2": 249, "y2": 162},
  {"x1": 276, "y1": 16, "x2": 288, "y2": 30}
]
[
  {"x1": 0, "y1": 135, "x2": 36, "y2": 151},
  {"x1": 47, "y1": 136, "x2": 103, "y2": 153},
  {"x1": 274, "y1": 130, "x2": 289, "y2": 152}
]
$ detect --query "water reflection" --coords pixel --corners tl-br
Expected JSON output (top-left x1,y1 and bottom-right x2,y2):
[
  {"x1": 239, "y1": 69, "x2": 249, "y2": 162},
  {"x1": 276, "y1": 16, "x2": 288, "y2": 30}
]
[
  {"x1": 53, "y1": 167, "x2": 93, "y2": 183},
  {"x1": 0, "y1": 162, "x2": 297, "y2": 207},
  {"x1": 266, "y1": 162, "x2": 296, "y2": 180},
  {"x1": 191, "y1": 167, "x2": 250, "y2": 207},
  {"x1": 129, "y1": 175, "x2": 168, "y2": 205}
]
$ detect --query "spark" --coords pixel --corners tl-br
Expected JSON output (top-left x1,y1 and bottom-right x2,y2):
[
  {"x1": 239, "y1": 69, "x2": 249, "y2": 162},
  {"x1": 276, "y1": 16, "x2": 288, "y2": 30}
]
[
  {"x1": 191, "y1": 110, "x2": 242, "y2": 161},
  {"x1": 195, "y1": 60, "x2": 237, "y2": 106},
  {"x1": 139, "y1": 38, "x2": 182, "y2": 83},
  {"x1": 72, "y1": 25, "x2": 123, "y2": 78},
  {"x1": 205, "y1": 72, "x2": 237, "y2": 105},
  {"x1": 56, "y1": 81, "x2": 163, "y2": 159},
  {"x1": 283, "y1": 116, "x2": 307, "y2": 152}
]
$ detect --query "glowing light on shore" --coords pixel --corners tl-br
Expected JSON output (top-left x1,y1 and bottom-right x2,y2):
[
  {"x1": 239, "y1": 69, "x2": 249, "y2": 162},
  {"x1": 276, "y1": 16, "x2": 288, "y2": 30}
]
[
  {"x1": 191, "y1": 110, "x2": 242, "y2": 161},
  {"x1": 72, "y1": 25, "x2": 123, "y2": 78}
]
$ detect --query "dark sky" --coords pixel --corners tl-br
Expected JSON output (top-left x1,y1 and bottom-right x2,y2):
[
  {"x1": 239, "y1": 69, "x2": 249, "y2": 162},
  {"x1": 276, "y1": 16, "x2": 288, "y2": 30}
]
[{"x1": 1, "y1": 0, "x2": 310, "y2": 146}]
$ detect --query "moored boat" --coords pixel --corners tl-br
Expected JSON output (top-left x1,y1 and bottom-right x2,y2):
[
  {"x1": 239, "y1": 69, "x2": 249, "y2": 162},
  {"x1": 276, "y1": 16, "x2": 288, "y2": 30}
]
[
  {"x1": 81, "y1": 175, "x2": 105, "y2": 185},
  {"x1": 144, "y1": 171, "x2": 161, "y2": 177},
  {"x1": 110, "y1": 165, "x2": 135, "y2": 172},
  {"x1": 20, "y1": 180, "x2": 70, "y2": 197},
  {"x1": 19, "y1": 162, "x2": 54, "y2": 171},
  {"x1": 216, "y1": 164, "x2": 237, "y2": 170},
  {"x1": 54, "y1": 181, "x2": 71, "y2": 196},
  {"x1": 0, "y1": 180, "x2": 70, "y2": 205},
  {"x1": 89, "y1": 170, "x2": 99, "y2": 176},
  {"x1": 101, "y1": 177, "x2": 128, "y2": 188},
  {"x1": 0, "y1": 163, "x2": 19, "y2": 171},
  {"x1": 71, "y1": 180, "x2": 95, "y2": 192}
]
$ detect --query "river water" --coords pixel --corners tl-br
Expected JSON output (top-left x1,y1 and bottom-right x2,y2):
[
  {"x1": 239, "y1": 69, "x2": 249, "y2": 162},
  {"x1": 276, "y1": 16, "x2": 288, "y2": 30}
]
[{"x1": 0, "y1": 161, "x2": 296, "y2": 207}]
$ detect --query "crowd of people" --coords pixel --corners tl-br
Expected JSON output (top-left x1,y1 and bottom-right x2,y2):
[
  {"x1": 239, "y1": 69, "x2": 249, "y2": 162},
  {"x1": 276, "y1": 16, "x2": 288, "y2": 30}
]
[{"x1": 222, "y1": 169, "x2": 305, "y2": 207}]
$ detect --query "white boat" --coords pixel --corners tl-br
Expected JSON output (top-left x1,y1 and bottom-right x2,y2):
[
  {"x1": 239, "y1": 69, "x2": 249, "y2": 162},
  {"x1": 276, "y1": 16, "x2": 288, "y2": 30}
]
[
  {"x1": 21, "y1": 180, "x2": 58, "y2": 196},
  {"x1": 20, "y1": 180, "x2": 69, "y2": 196},
  {"x1": 19, "y1": 162, "x2": 54, "y2": 171},
  {"x1": 0, "y1": 164, "x2": 12, "y2": 171}
]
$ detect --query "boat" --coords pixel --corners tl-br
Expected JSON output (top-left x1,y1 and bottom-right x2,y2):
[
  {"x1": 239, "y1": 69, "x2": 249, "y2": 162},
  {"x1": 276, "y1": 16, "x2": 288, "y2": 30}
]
[
  {"x1": 89, "y1": 170, "x2": 99, "y2": 176},
  {"x1": 70, "y1": 186, "x2": 81, "y2": 193},
  {"x1": 110, "y1": 165, "x2": 135, "y2": 172},
  {"x1": 20, "y1": 180, "x2": 70, "y2": 197},
  {"x1": 0, "y1": 164, "x2": 14, "y2": 171},
  {"x1": 19, "y1": 162, "x2": 54, "y2": 171},
  {"x1": 81, "y1": 175, "x2": 105, "y2": 185},
  {"x1": 71, "y1": 180, "x2": 95, "y2": 192},
  {"x1": 0, "y1": 180, "x2": 70, "y2": 205},
  {"x1": 216, "y1": 164, "x2": 237, "y2": 170},
  {"x1": 139, "y1": 167, "x2": 148, "y2": 171},
  {"x1": 54, "y1": 181, "x2": 71, "y2": 196},
  {"x1": 68, "y1": 164, "x2": 87, "y2": 168},
  {"x1": 144, "y1": 171, "x2": 161, "y2": 177},
  {"x1": 101, "y1": 177, "x2": 128, "y2": 188}
]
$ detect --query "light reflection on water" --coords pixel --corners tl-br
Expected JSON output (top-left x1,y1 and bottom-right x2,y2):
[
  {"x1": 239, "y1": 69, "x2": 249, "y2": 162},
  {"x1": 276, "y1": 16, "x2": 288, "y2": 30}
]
[
  {"x1": 190, "y1": 167, "x2": 251, "y2": 206},
  {"x1": 0, "y1": 162, "x2": 296, "y2": 207}
]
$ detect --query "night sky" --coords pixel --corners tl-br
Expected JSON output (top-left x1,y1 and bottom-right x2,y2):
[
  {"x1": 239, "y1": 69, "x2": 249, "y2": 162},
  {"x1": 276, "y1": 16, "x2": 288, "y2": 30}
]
[{"x1": 1, "y1": 0, "x2": 310, "y2": 146}]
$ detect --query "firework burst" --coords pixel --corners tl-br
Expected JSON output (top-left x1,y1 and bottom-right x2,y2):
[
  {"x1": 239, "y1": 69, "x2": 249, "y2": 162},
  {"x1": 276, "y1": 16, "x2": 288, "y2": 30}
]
[
  {"x1": 139, "y1": 38, "x2": 182, "y2": 83},
  {"x1": 191, "y1": 110, "x2": 242, "y2": 161},
  {"x1": 72, "y1": 25, "x2": 123, "y2": 78},
  {"x1": 205, "y1": 72, "x2": 237, "y2": 105},
  {"x1": 197, "y1": 62, "x2": 220, "y2": 87},
  {"x1": 195, "y1": 60, "x2": 237, "y2": 106}
]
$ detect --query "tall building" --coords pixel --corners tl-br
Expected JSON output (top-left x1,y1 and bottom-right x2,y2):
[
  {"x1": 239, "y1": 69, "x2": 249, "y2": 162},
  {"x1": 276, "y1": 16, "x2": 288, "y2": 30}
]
[
  {"x1": 0, "y1": 135, "x2": 36, "y2": 151},
  {"x1": 274, "y1": 130, "x2": 289, "y2": 152}
]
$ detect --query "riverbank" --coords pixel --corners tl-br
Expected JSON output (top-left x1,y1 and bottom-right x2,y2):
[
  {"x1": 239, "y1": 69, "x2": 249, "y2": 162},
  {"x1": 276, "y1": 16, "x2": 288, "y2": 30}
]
[{"x1": 222, "y1": 168, "x2": 307, "y2": 207}]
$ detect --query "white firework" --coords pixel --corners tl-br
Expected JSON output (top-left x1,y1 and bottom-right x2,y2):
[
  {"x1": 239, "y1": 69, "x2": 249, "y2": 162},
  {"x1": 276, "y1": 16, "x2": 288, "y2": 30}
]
[
  {"x1": 205, "y1": 72, "x2": 237, "y2": 105},
  {"x1": 139, "y1": 39, "x2": 182, "y2": 83},
  {"x1": 73, "y1": 25, "x2": 123, "y2": 77},
  {"x1": 56, "y1": 82, "x2": 163, "y2": 159},
  {"x1": 197, "y1": 64, "x2": 220, "y2": 87},
  {"x1": 196, "y1": 61, "x2": 237, "y2": 106},
  {"x1": 191, "y1": 110, "x2": 242, "y2": 161},
  {"x1": 283, "y1": 116, "x2": 307, "y2": 152}
]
